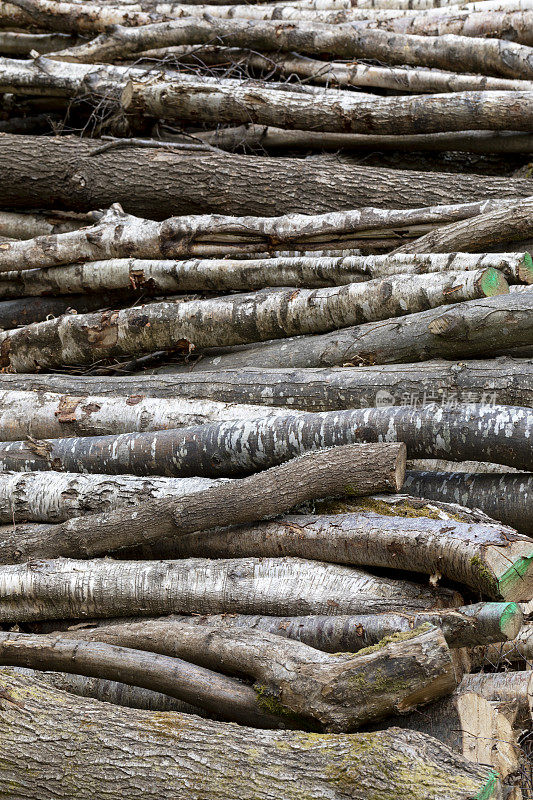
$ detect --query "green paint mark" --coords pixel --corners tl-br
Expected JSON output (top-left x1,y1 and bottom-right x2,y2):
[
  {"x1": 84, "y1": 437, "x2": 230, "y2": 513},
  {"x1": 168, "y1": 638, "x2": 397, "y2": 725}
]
[
  {"x1": 498, "y1": 554, "x2": 533, "y2": 600},
  {"x1": 521, "y1": 251, "x2": 533, "y2": 283},
  {"x1": 480, "y1": 267, "x2": 508, "y2": 297},
  {"x1": 499, "y1": 602, "x2": 520, "y2": 636},
  {"x1": 475, "y1": 770, "x2": 499, "y2": 800}
]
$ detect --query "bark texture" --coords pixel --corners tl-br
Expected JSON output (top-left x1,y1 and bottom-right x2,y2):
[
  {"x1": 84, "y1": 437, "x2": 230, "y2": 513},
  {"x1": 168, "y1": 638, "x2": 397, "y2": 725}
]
[
  {"x1": 0, "y1": 670, "x2": 502, "y2": 800},
  {"x1": 161, "y1": 510, "x2": 533, "y2": 600},
  {"x1": 0, "y1": 556, "x2": 461, "y2": 622},
  {"x1": 0, "y1": 404, "x2": 524, "y2": 478},
  {"x1": 0, "y1": 134, "x2": 532, "y2": 217},
  {"x1": 180, "y1": 293, "x2": 533, "y2": 370},
  {"x1": 0, "y1": 442, "x2": 406, "y2": 560},
  {"x1": 404, "y1": 471, "x2": 533, "y2": 535},
  {"x1": 4, "y1": 358, "x2": 529, "y2": 409}
]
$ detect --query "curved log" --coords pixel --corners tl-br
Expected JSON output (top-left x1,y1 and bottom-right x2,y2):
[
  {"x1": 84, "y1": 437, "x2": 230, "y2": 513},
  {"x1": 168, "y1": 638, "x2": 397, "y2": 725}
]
[
  {"x1": 0, "y1": 670, "x2": 502, "y2": 800},
  {"x1": 404, "y1": 471, "x2": 533, "y2": 535},
  {"x1": 0, "y1": 556, "x2": 462, "y2": 622}
]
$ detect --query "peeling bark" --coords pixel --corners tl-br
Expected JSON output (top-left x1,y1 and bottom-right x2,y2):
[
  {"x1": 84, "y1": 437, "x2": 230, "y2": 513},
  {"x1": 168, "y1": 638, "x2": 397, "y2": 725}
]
[
  {"x1": 404, "y1": 471, "x2": 533, "y2": 535},
  {"x1": 0, "y1": 670, "x2": 502, "y2": 800},
  {"x1": 0, "y1": 270, "x2": 507, "y2": 372},
  {"x1": 0, "y1": 556, "x2": 461, "y2": 622},
  {"x1": 181, "y1": 293, "x2": 533, "y2": 370}
]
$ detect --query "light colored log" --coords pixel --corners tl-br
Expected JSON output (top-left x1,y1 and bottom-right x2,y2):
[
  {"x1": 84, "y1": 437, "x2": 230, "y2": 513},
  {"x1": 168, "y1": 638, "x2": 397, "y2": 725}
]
[
  {"x1": 0, "y1": 209, "x2": 91, "y2": 238},
  {"x1": 0, "y1": 669, "x2": 503, "y2": 800}
]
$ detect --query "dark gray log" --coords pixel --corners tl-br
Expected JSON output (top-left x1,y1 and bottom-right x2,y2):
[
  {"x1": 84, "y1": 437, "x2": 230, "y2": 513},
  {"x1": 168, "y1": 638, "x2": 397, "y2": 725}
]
[
  {"x1": 1, "y1": 135, "x2": 532, "y2": 217},
  {"x1": 404, "y1": 471, "x2": 533, "y2": 535}
]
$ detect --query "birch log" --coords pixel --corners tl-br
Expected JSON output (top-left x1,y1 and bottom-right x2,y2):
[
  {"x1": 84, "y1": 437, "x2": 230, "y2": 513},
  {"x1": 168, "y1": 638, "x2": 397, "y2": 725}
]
[
  {"x1": 42, "y1": 623, "x2": 462, "y2": 730},
  {"x1": 1, "y1": 134, "x2": 532, "y2": 216},
  {"x1": 156, "y1": 511, "x2": 533, "y2": 600},
  {"x1": 0, "y1": 209, "x2": 91, "y2": 239},
  {"x1": 404, "y1": 471, "x2": 533, "y2": 535},
  {"x1": 395, "y1": 195, "x2": 533, "y2": 253},
  {"x1": 0, "y1": 443, "x2": 407, "y2": 561},
  {"x1": 0, "y1": 293, "x2": 134, "y2": 330},
  {"x1": 0, "y1": 390, "x2": 297, "y2": 439},
  {"x1": 0, "y1": 632, "x2": 292, "y2": 728},
  {"x1": 0, "y1": 252, "x2": 528, "y2": 300},
  {"x1": 5, "y1": 358, "x2": 528, "y2": 409},
  {"x1": 182, "y1": 293, "x2": 533, "y2": 370},
  {"x1": 5, "y1": 666, "x2": 201, "y2": 713},
  {"x1": 0, "y1": 670, "x2": 502, "y2": 800},
  {"x1": 0, "y1": 201, "x2": 514, "y2": 271},
  {"x1": 471, "y1": 623, "x2": 533, "y2": 667},
  {"x1": 0, "y1": 403, "x2": 523, "y2": 477},
  {"x1": 47, "y1": 600, "x2": 522, "y2": 651},
  {"x1": 0, "y1": 556, "x2": 461, "y2": 622},
  {"x1": 460, "y1": 671, "x2": 533, "y2": 728},
  {"x1": 49, "y1": 17, "x2": 533, "y2": 80},
  {"x1": 122, "y1": 79, "x2": 533, "y2": 135},
  {"x1": 0, "y1": 272, "x2": 509, "y2": 372},
  {"x1": 0, "y1": 471, "x2": 226, "y2": 523}
]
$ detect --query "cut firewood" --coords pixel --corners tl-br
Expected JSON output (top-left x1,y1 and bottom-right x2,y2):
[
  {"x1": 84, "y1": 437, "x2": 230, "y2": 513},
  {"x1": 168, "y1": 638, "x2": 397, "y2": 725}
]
[
  {"x1": 0, "y1": 556, "x2": 461, "y2": 622},
  {"x1": 460, "y1": 671, "x2": 533, "y2": 729},
  {"x1": 0, "y1": 669, "x2": 502, "y2": 800},
  {"x1": 404, "y1": 471, "x2": 533, "y2": 535},
  {"x1": 471, "y1": 623, "x2": 533, "y2": 668}
]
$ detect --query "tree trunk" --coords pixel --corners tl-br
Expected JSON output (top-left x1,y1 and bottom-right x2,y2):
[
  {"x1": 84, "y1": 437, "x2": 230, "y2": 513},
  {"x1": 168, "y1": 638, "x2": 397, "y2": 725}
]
[
  {"x1": 0, "y1": 270, "x2": 509, "y2": 372},
  {"x1": 51, "y1": 17, "x2": 533, "y2": 80},
  {"x1": 0, "y1": 442, "x2": 406, "y2": 560},
  {"x1": 0, "y1": 470, "x2": 227, "y2": 523},
  {"x1": 1, "y1": 134, "x2": 531, "y2": 216},
  {"x1": 199, "y1": 122, "x2": 533, "y2": 153},
  {"x1": 0, "y1": 293, "x2": 133, "y2": 330},
  {"x1": 122, "y1": 78, "x2": 533, "y2": 135},
  {"x1": 0, "y1": 669, "x2": 502, "y2": 800},
  {"x1": 407, "y1": 459, "x2": 524, "y2": 473},
  {"x1": 153, "y1": 510, "x2": 533, "y2": 600},
  {"x1": 35, "y1": 622, "x2": 460, "y2": 731},
  {"x1": 0, "y1": 404, "x2": 524, "y2": 479},
  {"x1": 0, "y1": 201, "x2": 514, "y2": 271},
  {"x1": 0, "y1": 632, "x2": 292, "y2": 728},
  {"x1": 404, "y1": 471, "x2": 533, "y2": 535},
  {"x1": 180, "y1": 293, "x2": 533, "y2": 370},
  {"x1": 167, "y1": 48, "x2": 533, "y2": 93},
  {"x1": 0, "y1": 389, "x2": 298, "y2": 439},
  {"x1": 380, "y1": 8, "x2": 533, "y2": 45},
  {"x1": 4, "y1": 666, "x2": 202, "y2": 713},
  {"x1": 3, "y1": 357, "x2": 528, "y2": 409},
  {"x1": 395, "y1": 195, "x2": 533, "y2": 253},
  {"x1": 0, "y1": 555, "x2": 461, "y2": 622},
  {"x1": 44, "y1": 599, "x2": 521, "y2": 651},
  {"x1": 0, "y1": 209, "x2": 90, "y2": 238}
]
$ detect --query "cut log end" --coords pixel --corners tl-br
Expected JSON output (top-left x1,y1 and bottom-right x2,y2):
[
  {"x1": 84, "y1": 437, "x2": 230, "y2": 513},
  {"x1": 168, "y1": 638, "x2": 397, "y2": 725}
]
[
  {"x1": 478, "y1": 267, "x2": 509, "y2": 297},
  {"x1": 518, "y1": 251, "x2": 533, "y2": 284},
  {"x1": 497, "y1": 602, "x2": 524, "y2": 642},
  {"x1": 496, "y1": 553, "x2": 533, "y2": 603}
]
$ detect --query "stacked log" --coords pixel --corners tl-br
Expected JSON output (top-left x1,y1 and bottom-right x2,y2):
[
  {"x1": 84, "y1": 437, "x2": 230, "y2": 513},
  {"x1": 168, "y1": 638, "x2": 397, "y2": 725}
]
[{"x1": 0, "y1": 0, "x2": 531, "y2": 796}]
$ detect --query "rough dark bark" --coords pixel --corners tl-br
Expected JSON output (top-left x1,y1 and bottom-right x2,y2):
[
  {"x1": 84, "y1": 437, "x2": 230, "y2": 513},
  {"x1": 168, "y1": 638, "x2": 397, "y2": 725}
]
[
  {"x1": 0, "y1": 135, "x2": 532, "y2": 217},
  {"x1": 0, "y1": 292, "x2": 130, "y2": 330},
  {"x1": 0, "y1": 442, "x2": 406, "y2": 561},
  {"x1": 179, "y1": 293, "x2": 533, "y2": 370},
  {"x1": 404, "y1": 471, "x2": 533, "y2": 535},
  {"x1": 0, "y1": 670, "x2": 503, "y2": 800},
  {"x1": 0, "y1": 271, "x2": 508, "y2": 372},
  {"x1": 156, "y1": 510, "x2": 533, "y2": 600},
  {"x1": 2, "y1": 358, "x2": 528, "y2": 409},
  {"x1": 0, "y1": 404, "x2": 524, "y2": 479}
]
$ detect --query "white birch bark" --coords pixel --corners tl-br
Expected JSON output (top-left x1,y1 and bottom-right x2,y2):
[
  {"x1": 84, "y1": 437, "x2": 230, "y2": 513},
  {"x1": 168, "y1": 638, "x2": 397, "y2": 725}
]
[
  {"x1": 0, "y1": 556, "x2": 462, "y2": 622},
  {"x1": 0, "y1": 669, "x2": 502, "y2": 800},
  {"x1": 1, "y1": 252, "x2": 529, "y2": 300},
  {"x1": 0, "y1": 389, "x2": 296, "y2": 439},
  {"x1": 0, "y1": 471, "x2": 225, "y2": 523},
  {"x1": 0, "y1": 270, "x2": 508, "y2": 372},
  {"x1": 0, "y1": 210, "x2": 90, "y2": 238}
]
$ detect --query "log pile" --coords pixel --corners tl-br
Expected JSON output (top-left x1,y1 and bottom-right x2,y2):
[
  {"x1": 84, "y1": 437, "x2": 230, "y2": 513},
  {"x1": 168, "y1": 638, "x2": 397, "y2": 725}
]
[{"x1": 0, "y1": 0, "x2": 531, "y2": 796}]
